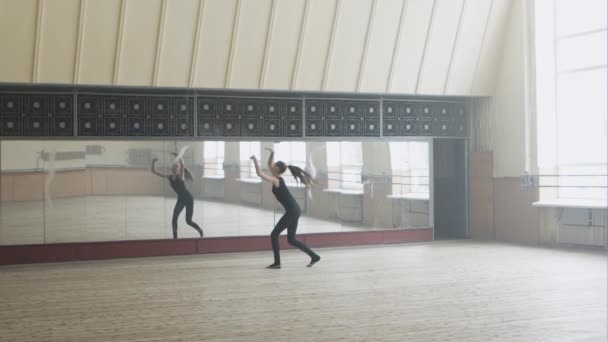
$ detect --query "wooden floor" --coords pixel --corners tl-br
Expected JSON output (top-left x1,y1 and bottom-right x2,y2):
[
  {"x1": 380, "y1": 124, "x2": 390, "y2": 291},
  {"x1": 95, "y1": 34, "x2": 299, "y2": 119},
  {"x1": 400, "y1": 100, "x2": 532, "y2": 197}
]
[{"x1": 0, "y1": 241, "x2": 605, "y2": 342}]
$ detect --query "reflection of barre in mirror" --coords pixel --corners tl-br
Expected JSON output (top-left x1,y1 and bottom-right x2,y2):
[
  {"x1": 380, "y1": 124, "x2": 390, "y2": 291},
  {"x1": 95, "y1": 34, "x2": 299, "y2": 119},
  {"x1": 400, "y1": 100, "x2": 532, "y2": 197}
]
[
  {"x1": 151, "y1": 153, "x2": 204, "y2": 239},
  {"x1": 251, "y1": 147, "x2": 321, "y2": 268}
]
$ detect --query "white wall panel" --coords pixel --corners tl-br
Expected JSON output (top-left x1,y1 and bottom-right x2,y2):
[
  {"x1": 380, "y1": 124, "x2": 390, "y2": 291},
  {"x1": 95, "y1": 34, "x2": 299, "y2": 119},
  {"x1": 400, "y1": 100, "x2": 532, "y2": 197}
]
[{"x1": 492, "y1": 0, "x2": 526, "y2": 177}]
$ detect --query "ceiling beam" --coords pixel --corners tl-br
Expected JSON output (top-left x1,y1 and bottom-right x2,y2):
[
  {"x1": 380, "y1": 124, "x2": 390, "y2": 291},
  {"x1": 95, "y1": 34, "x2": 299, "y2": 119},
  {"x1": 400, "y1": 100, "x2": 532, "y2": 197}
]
[
  {"x1": 357, "y1": 0, "x2": 378, "y2": 91},
  {"x1": 225, "y1": 0, "x2": 242, "y2": 88},
  {"x1": 322, "y1": 0, "x2": 342, "y2": 91},
  {"x1": 259, "y1": 0, "x2": 278, "y2": 88},
  {"x1": 73, "y1": 0, "x2": 87, "y2": 84},
  {"x1": 32, "y1": 0, "x2": 45, "y2": 82},
  {"x1": 153, "y1": 0, "x2": 168, "y2": 86},
  {"x1": 470, "y1": 0, "x2": 494, "y2": 95},
  {"x1": 290, "y1": 0, "x2": 310, "y2": 90},
  {"x1": 189, "y1": 0, "x2": 206, "y2": 87},
  {"x1": 443, "y1": 0, "x2": 467, "y2": 94},
  {"x1": 414, "y1": 0, "x2": 437, "y2": 94},
  {"x1": 386, "y1": 0, "x2": 409, "y2": 93},
  {"x1": 113, "y1": 0, "x2": 128, "y2": 85}
]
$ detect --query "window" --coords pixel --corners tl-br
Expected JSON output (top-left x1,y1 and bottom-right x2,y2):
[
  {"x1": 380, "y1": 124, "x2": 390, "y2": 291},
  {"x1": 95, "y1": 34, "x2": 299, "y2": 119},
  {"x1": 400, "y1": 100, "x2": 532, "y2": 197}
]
[
  {"x1": 535, "y1": 0, "x2": 607, "y2": 200},
  {"x1": 239, "y1": 141, "x2": 260, "y2": 179},
  {"x1": 203, "y1": 141, "x2": 225, "y2": 177},
  {"x1": 326, "y1": 142, "x2": 363, "y2": 190},
  {"x1": 274, "y1": 142, "x2": 306, "y2": 185},
  {"x1": 389, "y1": 142, "x2": 429, "y2": 195}
]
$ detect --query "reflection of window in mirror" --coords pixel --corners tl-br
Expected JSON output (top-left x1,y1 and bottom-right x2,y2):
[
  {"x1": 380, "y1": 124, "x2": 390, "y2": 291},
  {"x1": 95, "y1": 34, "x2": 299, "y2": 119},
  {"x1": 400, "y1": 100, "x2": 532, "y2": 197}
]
[
  {"x1": 239, "y1": 141, "x2": 260, "y2": 179},
  {"x1": 274, "y1": 142, "x2": 306, "y2": 185},
  {"x1": 203, "y1": 141, "x2": 225, "y2": 178},
  {"x1": 389, "y1": 142, "x2": 429, "y2": 196},
  {"x1": 326, "y1": 142, "x2": 363, "y2": 191}
]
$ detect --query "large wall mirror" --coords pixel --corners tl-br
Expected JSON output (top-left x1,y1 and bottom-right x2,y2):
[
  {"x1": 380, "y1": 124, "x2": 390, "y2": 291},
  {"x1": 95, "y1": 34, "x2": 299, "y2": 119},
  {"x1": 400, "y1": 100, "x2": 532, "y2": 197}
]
[{"x1": 0, "y1": 139, "x2": 431, "y2": 245}]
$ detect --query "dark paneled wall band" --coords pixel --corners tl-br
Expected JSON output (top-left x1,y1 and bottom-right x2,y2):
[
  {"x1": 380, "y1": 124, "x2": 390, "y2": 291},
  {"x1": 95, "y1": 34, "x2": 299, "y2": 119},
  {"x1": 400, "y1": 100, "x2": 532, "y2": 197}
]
[
  {"x1": 0, "y1": 85, "x2": 471, "y2": 138},
  {"x1": 0, "y1": 92, "x2": 74, "y2": 137},
  {"x1": 383, "y1": 101, "x2": 468, "y2": 137},
  {"x1": 76, "y1": 94, "x2": 194, "y2": 137},
  {"x1": 305, "y1": 99, "x2": 380, "y2": 137},
  {"x1": 197, "y1": 97, "x2": 303, "y2": 138}
]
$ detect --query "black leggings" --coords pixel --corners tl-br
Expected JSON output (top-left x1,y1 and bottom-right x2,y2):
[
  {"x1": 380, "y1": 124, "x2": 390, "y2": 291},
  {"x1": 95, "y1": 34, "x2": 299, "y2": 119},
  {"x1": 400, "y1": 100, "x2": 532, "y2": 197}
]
[
  {"x1": 172, "y1": 196, "x2": 203, "y2": 238},
  {"x1": 271, "y1": 212, "x2": 317, "y2": 264}
]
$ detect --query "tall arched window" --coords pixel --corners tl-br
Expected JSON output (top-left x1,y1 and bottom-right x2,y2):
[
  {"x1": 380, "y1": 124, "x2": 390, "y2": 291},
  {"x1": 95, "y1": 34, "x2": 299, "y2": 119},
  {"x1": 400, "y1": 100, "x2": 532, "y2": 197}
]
[{"x1": 535, "y1": 0, "x2": 607, "y2": 200}]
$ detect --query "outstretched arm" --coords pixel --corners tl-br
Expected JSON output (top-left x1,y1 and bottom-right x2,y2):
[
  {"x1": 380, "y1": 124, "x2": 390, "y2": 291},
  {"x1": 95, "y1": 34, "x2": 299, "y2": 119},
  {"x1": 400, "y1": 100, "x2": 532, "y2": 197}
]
[
  {"x1": 151, "y1": 158, "x2": 169, "y2": 178},
  {"x1": 178, "y1": 158, "x2": 186, "y2": 181},
  {"x1": 266, "y1": 147, "x2": 274, "y2": 170},
  {"x1": 251, "y1": 155, "x2": 279, "y2": 187},
  {"x1": 169, "y1": 152, "x2": 187, "y2": 181}
]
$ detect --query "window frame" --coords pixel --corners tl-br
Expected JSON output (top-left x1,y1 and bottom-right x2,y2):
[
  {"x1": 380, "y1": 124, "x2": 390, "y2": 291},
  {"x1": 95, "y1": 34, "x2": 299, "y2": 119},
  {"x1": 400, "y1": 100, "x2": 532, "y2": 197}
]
[
  {"x1": 388, "y1": 141, "x2": 430, "y2": 196},
  {"x1": 203, "y1": 141, "x2": 225, "y2": 178},
  {"x1": 239, "y1": 141, "x2": 261, "y2": 180},
  {"x1": 326, "y1": 142, "x2": 363, "y2": 191}
]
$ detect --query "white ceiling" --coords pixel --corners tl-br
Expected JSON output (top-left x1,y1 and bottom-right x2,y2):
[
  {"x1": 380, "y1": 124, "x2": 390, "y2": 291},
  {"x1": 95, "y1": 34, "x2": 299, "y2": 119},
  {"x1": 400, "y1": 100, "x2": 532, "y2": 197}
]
[{"x1": 0, "y1": 0, "x2": 512, "y2": 95}]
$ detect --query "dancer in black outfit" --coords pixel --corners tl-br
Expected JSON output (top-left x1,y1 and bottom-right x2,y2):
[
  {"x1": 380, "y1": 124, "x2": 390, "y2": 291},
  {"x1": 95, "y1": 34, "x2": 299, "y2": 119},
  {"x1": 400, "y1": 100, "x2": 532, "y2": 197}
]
[
  {"x1": 151, "y1": 157, "x2": 203, "y2": 239},
  {"x1": 251, "y1": 147, "x2": 321, "y2": 269}
]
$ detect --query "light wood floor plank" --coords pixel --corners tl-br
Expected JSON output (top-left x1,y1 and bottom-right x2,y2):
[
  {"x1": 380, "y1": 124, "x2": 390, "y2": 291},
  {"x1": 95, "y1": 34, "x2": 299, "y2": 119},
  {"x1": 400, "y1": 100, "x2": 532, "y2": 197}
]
[{"x1": 0, "y1": 241, "x2": 606, "y2": 341}]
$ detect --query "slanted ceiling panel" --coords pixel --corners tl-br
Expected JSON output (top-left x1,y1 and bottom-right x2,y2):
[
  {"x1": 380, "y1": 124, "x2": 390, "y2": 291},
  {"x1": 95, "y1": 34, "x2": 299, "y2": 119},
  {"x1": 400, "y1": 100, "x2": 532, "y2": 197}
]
[
  {"x1": 358, "y1": 0, "x2": 404, "y2": 93},
  {"x1": 78, "y1": 0, "x2": 122, "y2": 85},
  {"x1": 388, "y1": 0, "x2": 435, "y2": 94},
  {"x1": 37, "y1": 0, "x2": 80, "y2": 83},
  {"x1": 446, "y1": 0, "x2": 494, "y2": 95},
  {"x1": 116, "y1": 0, "x2": 163, "y2": 86},
  {"x1": 155, "y1": 0, "x2": 199, "y2": 87},
  {"x1": 0, "y1": 0, "x2": 38, "y2": 83},
  {"x1": 0, "y1": 0, "x2": 512, "y2": 96},
  {"x1": 324, "y1": 0, "x2": 374, "y2": 92},
  {"x1": 472, "y1": 0, "x2": 512, "y2": 95},
  {"x1": 228, "y1": 0, "x2": 273, "y2": 89},
  {"x1": 293, "y1": 0, "x2": 338, "y2": 91},
  {"x1": 191, "y1": 0, "x2": 238, "y2": 88},
  {"x1": 417, "y1": 0, "x2": 465, "y2": 95},
  {"x1": 262, "y1": 0, "x2": 307, "y2": 90}
]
